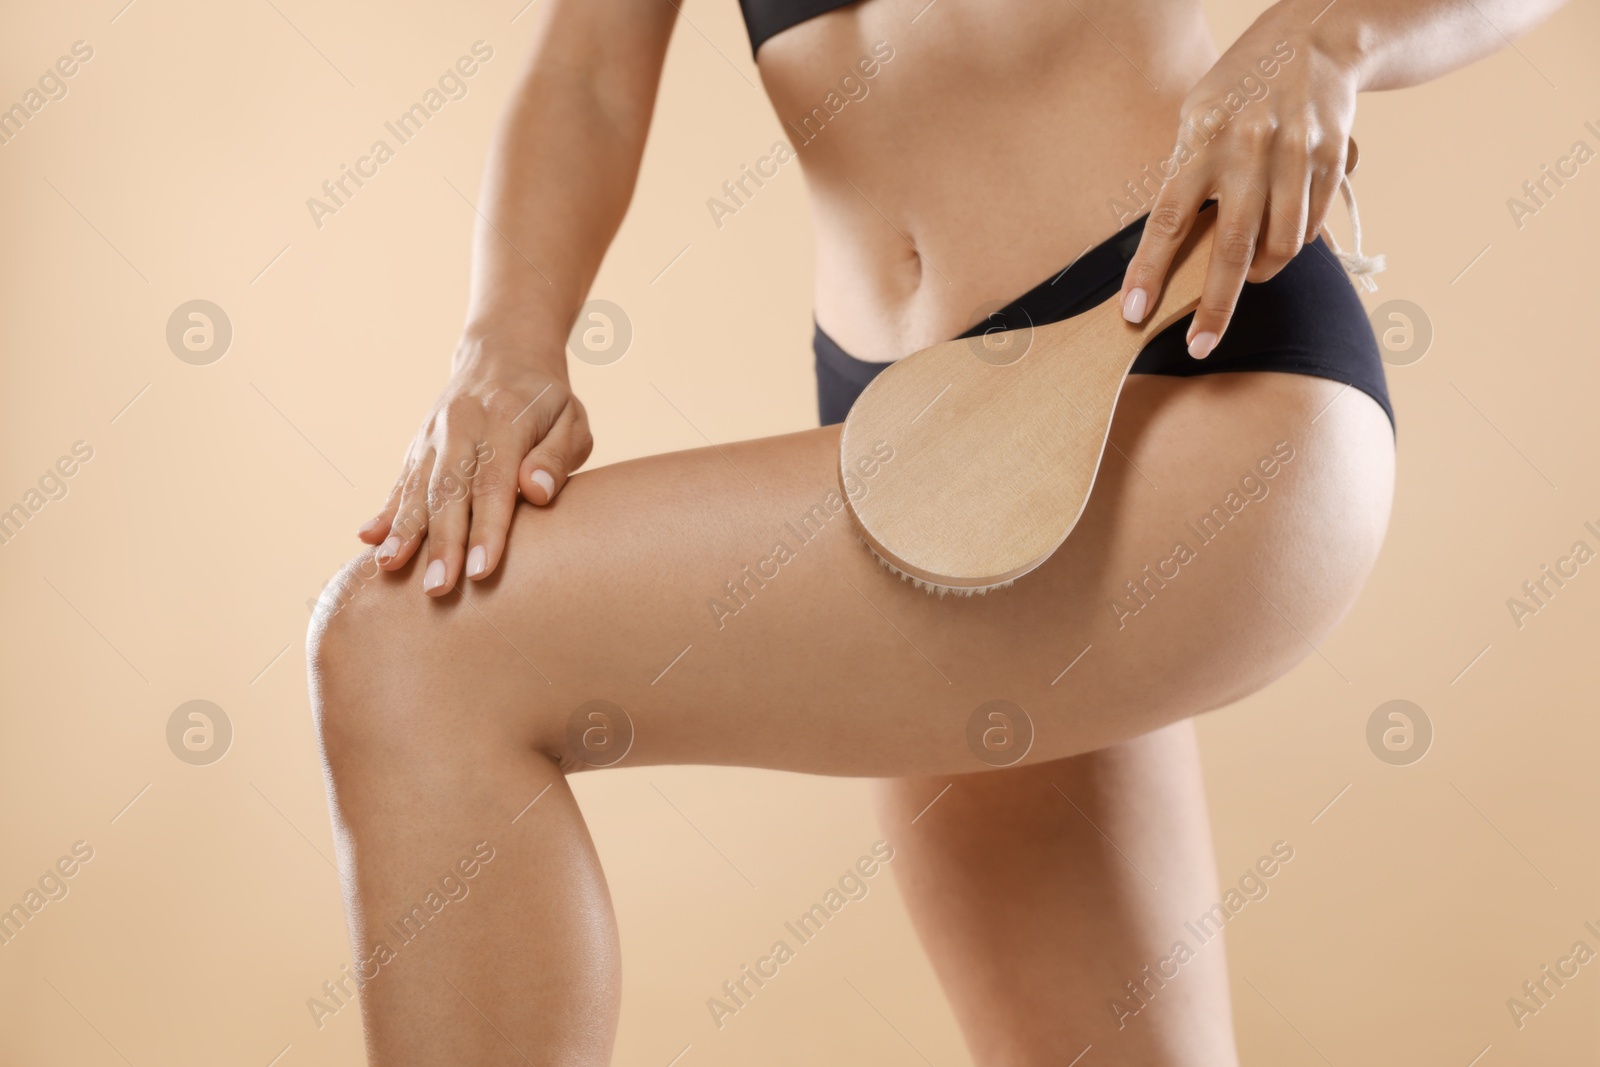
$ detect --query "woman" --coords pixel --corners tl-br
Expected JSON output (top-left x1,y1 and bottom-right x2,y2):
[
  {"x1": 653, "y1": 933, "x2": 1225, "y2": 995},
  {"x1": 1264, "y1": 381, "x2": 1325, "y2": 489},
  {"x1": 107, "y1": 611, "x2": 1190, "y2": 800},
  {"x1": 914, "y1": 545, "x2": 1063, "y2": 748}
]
[{"x1": 307, "y1": 0, "x2": 1560, "y2": 1061}]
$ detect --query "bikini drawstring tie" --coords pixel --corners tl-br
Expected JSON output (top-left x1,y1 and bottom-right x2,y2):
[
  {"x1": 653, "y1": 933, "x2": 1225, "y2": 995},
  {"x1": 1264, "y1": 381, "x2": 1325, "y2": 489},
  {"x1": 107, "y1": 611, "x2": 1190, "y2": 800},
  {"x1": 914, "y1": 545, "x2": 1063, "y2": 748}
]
[{"x1": 1324, "y1": 169, "x2": 1386, "y2": 292}]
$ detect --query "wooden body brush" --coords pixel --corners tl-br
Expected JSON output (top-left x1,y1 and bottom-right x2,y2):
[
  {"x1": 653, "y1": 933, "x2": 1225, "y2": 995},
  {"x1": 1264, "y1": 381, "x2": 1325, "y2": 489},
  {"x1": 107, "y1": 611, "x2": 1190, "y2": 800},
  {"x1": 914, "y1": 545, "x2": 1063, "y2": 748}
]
[{"x1": 838, "y1": 204, "x2": 1217, "y2": 594}]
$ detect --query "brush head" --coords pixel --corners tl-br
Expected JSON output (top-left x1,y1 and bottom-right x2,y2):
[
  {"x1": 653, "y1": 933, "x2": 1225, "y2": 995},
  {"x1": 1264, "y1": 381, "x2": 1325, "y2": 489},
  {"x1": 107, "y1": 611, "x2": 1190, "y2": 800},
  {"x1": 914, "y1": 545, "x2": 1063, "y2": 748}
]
[{"x1": 857, "y1": 534, "x2": 1017, "y2": 597}]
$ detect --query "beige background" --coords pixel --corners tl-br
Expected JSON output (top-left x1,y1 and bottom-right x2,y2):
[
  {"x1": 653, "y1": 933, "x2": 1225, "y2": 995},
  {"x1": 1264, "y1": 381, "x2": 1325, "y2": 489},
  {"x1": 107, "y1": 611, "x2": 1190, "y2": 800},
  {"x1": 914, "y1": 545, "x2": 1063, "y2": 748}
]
[{"x1": 2, "y1": 0, "x2": 1598, "y2": 1063}]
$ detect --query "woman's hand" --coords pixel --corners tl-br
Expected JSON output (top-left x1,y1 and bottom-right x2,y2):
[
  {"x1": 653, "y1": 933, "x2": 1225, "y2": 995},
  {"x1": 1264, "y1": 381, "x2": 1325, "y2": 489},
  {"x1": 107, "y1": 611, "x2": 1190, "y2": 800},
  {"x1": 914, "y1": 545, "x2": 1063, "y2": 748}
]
[
  {"x1": 1119, "y1": 6, "x2": 1360, "y2": 357},
  {"x1": 357, "y1": 341, "x2": 593, "y2": 595}
]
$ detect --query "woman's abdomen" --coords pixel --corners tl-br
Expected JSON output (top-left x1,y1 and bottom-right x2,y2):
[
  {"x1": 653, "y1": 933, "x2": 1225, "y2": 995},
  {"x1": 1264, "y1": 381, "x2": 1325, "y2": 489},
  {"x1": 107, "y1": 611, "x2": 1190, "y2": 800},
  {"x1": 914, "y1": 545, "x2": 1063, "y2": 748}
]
[{"x1": 754, "y1": 0, "x2": 1219, "y2": 359}]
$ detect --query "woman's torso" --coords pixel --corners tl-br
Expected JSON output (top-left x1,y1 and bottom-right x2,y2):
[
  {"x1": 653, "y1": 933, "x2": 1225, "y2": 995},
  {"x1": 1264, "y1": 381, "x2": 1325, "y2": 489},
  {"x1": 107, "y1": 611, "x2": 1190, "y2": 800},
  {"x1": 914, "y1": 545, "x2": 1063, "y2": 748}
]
[{"x1": 753, "y1": 0, "x2": 1220, "y2": 361}]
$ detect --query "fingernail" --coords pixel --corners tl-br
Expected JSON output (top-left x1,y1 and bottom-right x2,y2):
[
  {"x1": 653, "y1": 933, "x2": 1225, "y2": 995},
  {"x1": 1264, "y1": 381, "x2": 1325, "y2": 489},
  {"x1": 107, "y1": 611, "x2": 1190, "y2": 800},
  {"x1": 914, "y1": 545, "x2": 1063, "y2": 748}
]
[
  {"x1": 423, "y1": 559, "x2": 447, "y2": 592},
  {"x1": 1122, "y1": 288, "x2": 1148, "y2": 324},
  {"x1": 357, "y1": 517, "x2": 381, "y2": 537},
  {"x1": 530, "y1": 469, "x2": 556, "y2": 503},
  {"x1": 1188, "y1": 331, "x2": 1219, "y2": 359},
  {"x1": 377, "y1": 536, "x2": 400, "y2": 562},
  {"x1": 466, "y1": 545, "x2": 487, "y2": 578}
]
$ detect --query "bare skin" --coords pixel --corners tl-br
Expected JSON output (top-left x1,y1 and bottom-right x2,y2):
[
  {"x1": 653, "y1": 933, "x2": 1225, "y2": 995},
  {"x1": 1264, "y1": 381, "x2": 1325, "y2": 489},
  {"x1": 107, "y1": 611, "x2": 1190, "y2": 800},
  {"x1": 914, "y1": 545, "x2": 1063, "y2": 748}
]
[
  {"x1": 313, "y1": 372, "x2": 1393, "y2": 1063},
  {"x1": 874, "y1": 722, "x2": 1240, "y2": 1063},
  {"x1": 316, "y1": 0, "x2": 1564, "y2": 1061}
]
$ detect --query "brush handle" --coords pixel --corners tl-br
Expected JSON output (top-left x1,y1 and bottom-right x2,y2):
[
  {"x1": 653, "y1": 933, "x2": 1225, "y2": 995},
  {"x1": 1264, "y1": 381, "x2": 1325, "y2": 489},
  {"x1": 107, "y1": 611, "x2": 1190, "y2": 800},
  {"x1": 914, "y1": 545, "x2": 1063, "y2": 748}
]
[
  {"x1": 837, "y1": 204, "x2": 1221, "y2": 591},
  {"x1": 1029, "y1": 204, "x2": 1216, "y2": 417},
  {"x1": 974, "y1": 205, "x2": 1216, "y2": 378}
]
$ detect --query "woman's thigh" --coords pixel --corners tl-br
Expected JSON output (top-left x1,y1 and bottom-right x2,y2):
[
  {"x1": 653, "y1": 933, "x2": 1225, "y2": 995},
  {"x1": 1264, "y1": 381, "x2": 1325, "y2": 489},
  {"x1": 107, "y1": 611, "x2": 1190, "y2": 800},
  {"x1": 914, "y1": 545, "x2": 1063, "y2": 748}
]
[{"x1": 315, "y1": 371, "x2": 1393, "y2": 778}]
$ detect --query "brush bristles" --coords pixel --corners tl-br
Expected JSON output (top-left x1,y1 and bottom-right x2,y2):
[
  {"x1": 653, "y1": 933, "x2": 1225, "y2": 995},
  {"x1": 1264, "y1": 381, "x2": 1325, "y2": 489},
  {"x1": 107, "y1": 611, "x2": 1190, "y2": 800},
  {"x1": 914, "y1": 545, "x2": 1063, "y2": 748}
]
[{"x1": 858, "y1": 535, "x2": 1017, "y2": 597}]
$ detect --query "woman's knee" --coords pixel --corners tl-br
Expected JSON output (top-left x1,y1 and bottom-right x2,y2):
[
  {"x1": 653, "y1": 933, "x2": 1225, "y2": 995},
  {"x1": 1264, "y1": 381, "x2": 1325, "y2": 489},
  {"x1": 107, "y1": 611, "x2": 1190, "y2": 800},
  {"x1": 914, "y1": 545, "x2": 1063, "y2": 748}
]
[
  {"x1": 307, "y1": 550, "x2": 416, "y2": 765},
  {"x1": 306, "y1": 545, "x2": 577, "y2": 774}
]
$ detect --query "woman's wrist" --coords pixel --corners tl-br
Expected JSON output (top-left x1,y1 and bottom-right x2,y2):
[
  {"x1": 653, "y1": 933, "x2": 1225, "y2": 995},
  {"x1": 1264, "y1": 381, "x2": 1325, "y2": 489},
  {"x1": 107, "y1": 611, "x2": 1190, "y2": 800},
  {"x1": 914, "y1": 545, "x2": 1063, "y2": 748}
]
[
  {"x1": 452, "y1": 326, "x2": 570, "y2": 381},
  {"x1": 1260, "y1": 0, "x2": 1375, "y2": 90}
]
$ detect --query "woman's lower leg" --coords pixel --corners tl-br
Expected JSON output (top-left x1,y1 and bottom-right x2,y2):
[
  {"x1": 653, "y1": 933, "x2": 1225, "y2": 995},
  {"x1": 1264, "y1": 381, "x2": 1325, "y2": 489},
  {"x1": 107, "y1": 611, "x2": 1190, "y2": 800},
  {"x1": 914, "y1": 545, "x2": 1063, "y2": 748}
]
[
  {"x1": 312, "y1": 609, "x2": 621, "y2": 1065},
  {"x1": 875, "y1": 722, "x2": 1239, "y2": 1066}
]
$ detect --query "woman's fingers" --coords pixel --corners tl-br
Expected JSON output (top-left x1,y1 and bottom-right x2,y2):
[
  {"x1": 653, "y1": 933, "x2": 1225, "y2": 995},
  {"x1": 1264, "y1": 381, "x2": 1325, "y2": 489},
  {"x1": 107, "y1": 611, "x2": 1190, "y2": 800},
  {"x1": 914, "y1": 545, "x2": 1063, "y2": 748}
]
[
  {"x1": 519, "y1": 399, "x2": 593, "y2": 506},
  {"x1": 366, "y1": 371, "x2": 587, "y2": 592},
  {"x1": 1119, "y1": 181, "x2": 1203, "y2": 326},
  {"x1": 464, "y1": 442, "x2": 520, "y2": 580},
  {"x1": 1247, "y1": 136, "x2": 1312, "y2": 283},
  {"x1": 1304, "y1": 136, "x2": 1349, "y2": 248},
  {"x1": 358, "y1": 474, "x2": 404, "y2": 543},
  {"x1": 1186, "y1": 175, "x2": 1268, "y2": 359},
  {"x1": 420, "y1": 441, "x2": 478, "y2": 595},
  {"x1": 378, "y1": 452, "x2": 434, "y2": 571}
]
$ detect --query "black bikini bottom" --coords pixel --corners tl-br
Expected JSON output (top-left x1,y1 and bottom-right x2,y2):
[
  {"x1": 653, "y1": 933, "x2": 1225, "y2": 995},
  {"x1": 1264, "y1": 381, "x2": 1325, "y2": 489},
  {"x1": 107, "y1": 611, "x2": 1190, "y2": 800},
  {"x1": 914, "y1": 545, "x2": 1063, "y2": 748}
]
[{"x1": 814, "y1": 215, "x2": 1394, "y2": 433}]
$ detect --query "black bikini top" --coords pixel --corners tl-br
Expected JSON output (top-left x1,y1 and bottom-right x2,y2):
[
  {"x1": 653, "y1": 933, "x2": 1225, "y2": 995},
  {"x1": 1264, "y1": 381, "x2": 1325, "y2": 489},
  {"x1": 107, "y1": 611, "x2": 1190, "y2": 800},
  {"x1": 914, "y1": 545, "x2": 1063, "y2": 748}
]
[{"x1": 739, "y1": 0, "x2": 859, "y2": 55}]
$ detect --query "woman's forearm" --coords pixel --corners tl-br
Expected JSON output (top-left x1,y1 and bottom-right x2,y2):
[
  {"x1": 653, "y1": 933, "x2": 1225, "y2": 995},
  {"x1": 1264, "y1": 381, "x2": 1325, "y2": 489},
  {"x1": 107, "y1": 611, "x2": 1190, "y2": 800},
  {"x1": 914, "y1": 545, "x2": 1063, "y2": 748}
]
[
  {"x1": 458, "y1": 2, "x2": 677, "y2": 372},
  {"x1": 1283, "y1": 0, "x2": 1566, "y2": 92}
]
